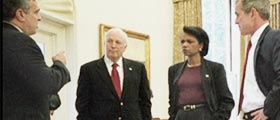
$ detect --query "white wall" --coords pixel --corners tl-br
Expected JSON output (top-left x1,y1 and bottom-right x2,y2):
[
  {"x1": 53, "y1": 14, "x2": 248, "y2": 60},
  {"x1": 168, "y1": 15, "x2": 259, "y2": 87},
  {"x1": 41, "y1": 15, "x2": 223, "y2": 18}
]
[{"x1": 73, "y1": 0, "x2": 173, "y2": 119}]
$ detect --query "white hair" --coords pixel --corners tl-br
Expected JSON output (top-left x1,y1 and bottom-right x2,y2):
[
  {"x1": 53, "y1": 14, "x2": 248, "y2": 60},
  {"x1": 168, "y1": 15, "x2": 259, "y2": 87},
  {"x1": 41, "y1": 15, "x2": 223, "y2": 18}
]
[{"x1": 105, "y1": 27, "x2": 128, "y2": 44}]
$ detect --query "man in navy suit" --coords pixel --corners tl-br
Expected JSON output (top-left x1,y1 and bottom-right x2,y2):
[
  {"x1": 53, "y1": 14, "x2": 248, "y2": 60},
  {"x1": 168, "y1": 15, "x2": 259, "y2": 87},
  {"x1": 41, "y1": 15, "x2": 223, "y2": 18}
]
[
  {"x1": 235, "y1": 0, "x2": 280, "y2": 119},
  {"x1": 3, "y1": 0, "x2": 70, "y2": 120},
  {"x1": 76, "y1": 28, "x2": 152, "y2": 120}
]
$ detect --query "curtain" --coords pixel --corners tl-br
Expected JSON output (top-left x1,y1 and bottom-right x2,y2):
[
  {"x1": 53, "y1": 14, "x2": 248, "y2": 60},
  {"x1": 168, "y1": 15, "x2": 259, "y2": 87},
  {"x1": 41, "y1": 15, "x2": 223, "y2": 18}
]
[
  {"x1": 270, "y1": 0, "x2": 280, "y2": 29},
  {"x1": 173, "y1": 0, "x2": 202, "y2": 64}
]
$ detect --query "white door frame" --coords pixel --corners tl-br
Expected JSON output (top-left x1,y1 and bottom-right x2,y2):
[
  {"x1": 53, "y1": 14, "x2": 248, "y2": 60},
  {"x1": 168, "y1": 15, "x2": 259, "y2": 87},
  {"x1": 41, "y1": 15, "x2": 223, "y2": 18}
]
[{"x1": 31, "y1": 10, "x2": 77, "y2": 120}]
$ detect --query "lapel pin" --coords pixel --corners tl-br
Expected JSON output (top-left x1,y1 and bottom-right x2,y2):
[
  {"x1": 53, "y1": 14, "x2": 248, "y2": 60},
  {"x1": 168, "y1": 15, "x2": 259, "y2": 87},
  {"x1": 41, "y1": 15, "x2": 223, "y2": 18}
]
[
  {"x1": 129, "y1": 67, "x2": 133, "y2": 71},
  {"x1": 205, "y1": 74, "x2": 209, "y2": 78}
]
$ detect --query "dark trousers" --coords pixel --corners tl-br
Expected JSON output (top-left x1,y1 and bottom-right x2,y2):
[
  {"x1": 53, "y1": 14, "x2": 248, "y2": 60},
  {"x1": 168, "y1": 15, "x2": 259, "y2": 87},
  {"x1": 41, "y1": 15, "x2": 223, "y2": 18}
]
[{"x1": 175, "y1": 107, "x2": 212, "y2": 120}]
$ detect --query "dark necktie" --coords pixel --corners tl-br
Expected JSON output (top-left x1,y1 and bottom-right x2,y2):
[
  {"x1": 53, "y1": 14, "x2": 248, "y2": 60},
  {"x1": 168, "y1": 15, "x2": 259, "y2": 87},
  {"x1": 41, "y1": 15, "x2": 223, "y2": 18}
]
[
  {"x1": 238, "y1": 41, "x2": 252, "y2": 114},
  {"x1": 111, "y1": 63, "x2": 121, "y2": 99}
]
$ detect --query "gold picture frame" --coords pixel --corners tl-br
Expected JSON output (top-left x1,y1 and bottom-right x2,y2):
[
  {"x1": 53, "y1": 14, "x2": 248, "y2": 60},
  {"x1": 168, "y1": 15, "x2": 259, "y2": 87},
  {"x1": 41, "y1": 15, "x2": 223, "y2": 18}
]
[{"x1": 99, "y1": 23, "x2": 151, "y2": 80}]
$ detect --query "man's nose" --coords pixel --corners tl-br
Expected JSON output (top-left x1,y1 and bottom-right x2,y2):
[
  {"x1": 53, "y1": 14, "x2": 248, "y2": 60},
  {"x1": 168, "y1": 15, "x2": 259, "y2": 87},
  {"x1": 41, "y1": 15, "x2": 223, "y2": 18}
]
[{"x1": 38, "y1": 14, "x2": 42, "y2": 21}]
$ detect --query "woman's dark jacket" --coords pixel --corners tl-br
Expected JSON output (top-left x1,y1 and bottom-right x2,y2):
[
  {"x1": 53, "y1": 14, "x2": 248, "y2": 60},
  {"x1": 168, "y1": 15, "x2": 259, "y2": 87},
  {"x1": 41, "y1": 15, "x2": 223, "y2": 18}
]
[{"x1": 168, "y1": 59, "x2": 234, "y2": 120}]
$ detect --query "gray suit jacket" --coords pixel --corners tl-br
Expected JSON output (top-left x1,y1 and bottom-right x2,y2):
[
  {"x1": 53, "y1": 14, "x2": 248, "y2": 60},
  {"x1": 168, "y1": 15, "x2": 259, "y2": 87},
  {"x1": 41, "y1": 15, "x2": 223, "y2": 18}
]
[
  {"x1": 3, "y1": 23, "x2": 71, "y2": 120},
  {"x1": 76, "y1": 57, "x2": 152, "y2": 120},
  {"x1": 168, "y1": 59, "x2": 234, "y2": 120},
  {"x1": 254, "y1": 26, "x2": 280, "y2": 119}
]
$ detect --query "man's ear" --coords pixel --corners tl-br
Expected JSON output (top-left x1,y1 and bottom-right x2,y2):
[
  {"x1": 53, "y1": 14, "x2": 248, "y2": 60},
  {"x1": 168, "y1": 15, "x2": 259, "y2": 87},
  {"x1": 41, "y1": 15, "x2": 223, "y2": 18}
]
[
  {"x1": 250, "y1": 8, "x2": 258, "y2": 18},
  {"x1": 15, "y1": 9, "x2": 26, "y2": 22},
  {"x1": 124, "y1": 43, "x2": 128, "y2": 49}
]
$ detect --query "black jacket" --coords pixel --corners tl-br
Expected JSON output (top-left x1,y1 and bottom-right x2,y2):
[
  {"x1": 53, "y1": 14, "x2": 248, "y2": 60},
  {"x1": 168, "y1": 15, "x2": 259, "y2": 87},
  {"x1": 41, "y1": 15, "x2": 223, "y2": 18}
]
[
  {"x1": 254, "y1": 26, "x2": 280, "y2": 120},
  {"x1": 3, "y1": 23, "x2": 70, "y2": 120},
  {"x1": 76, "y1": 57, "x2": 152, "y2": 120},
  {"x1": 168, "y1": 59, "x2": 234, "y2": 120}
]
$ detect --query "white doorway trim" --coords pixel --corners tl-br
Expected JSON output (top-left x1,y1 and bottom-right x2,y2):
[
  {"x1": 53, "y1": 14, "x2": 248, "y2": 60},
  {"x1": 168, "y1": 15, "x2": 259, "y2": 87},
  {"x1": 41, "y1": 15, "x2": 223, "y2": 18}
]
[{"x1": 32, "y1": 9, "x2": 77, "y2": 120}]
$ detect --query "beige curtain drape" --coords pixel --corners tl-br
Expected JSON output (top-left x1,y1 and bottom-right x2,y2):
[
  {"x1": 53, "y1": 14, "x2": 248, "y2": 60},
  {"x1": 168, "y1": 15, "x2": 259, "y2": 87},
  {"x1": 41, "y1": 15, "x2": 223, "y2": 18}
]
[
  {"x1": 173, "y1": 0, "x2": 202, "y2": 64},
  {"x1": 240, "y1": 0, "x2": 280, "y2": 79},
  {"x1": 270, "y1": 0, "x2": 280, "y2": 29},
  {"x1": 38, "y1": 0, "x2": 74, "y2": 21}
]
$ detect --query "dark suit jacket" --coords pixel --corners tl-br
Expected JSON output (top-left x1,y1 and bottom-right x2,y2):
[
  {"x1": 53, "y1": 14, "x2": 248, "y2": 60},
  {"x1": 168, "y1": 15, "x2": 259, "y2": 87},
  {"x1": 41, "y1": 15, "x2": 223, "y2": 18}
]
[
  {"x1": 168, "y1": 59, "x2": 234, "y2": 120},
  {"x1": 254, "y1": 26, "x2": 280, "y2": 120},
  {"x1": 76, "y1": 57, "x2": 152, "y2": 120},
  {"x1": 3, "y1": 23, "x2": 71, "y2": 120}
]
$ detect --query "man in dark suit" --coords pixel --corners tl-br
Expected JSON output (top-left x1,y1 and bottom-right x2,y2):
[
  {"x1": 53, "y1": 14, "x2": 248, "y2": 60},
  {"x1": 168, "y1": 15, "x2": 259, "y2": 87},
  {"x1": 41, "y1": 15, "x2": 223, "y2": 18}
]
[
  {"x1": 3, "y1": 0, "x2": 71, "y2": 120},
  {"x1": 76, "y1": 28, "x2": 152, "y2": 120},
  {"x1": 235, "y1": 0, "x2": 280, "y2": 120}
]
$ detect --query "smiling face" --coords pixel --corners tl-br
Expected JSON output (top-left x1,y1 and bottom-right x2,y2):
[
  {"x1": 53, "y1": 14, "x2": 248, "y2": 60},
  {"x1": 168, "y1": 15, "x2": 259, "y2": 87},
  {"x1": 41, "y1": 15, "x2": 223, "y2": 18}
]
[
  {"x1": 180, "y1": 32, "x2": 203, "y2": 58},
  {"x1": 235, "y1": 1, "x2": 254, "y2": 35},
  {"x1": 105, "y1": 31, "x2": 127, "y2": 62}
]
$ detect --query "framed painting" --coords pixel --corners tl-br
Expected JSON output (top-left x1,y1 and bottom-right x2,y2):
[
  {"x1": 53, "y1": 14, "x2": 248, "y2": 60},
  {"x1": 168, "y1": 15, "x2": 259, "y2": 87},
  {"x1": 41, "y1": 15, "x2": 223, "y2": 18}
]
[{"x1": 99, "y1": 23, "x2": 151, "y2": 80}]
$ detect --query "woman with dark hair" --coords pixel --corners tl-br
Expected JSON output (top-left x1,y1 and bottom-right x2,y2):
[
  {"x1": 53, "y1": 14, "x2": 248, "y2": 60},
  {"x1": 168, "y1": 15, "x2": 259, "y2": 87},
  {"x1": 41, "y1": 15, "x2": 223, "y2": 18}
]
[{"x1": 168, "y1": 26, "x2": 234, "y2": 120}]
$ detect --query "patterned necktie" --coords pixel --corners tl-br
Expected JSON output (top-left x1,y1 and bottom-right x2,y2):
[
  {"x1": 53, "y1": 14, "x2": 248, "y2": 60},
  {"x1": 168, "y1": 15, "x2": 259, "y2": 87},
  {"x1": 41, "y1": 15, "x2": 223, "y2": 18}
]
[
  {"x1": 238, "y1": 41, "x2": 252, "y2": 114},
  {"x1": 111, "y1": 63, "x2": 121, "y2": 99}
]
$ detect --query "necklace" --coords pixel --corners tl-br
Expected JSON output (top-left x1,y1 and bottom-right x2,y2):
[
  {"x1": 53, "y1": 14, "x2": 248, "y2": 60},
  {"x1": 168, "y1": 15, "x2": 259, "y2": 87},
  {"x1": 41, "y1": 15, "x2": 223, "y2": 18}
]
[{"x1": 187, "y1": 63, "x2": 201, "y2": 67}]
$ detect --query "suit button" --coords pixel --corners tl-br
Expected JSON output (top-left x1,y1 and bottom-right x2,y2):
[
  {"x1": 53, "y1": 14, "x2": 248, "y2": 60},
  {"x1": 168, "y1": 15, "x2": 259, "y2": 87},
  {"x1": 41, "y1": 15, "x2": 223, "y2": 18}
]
[
  {"x1": 118, "y1": 117, "x2": 122, "y2": 120},
  {"x1": 120, "y1": 102, "x2": 123, "y2": 106}
]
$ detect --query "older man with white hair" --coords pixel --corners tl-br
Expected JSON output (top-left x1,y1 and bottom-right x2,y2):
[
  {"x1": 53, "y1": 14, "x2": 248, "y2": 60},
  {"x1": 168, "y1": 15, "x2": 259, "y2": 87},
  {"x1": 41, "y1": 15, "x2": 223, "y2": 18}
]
[{"x1": 76, "y1": 27, "x2": 152, "y2": 120}]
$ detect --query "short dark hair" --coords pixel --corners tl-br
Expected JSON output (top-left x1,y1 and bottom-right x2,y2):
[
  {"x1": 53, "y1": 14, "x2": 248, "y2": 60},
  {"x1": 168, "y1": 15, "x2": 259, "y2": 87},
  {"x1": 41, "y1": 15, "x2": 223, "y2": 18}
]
[
  {"x1": 3, "y1": 0, "x2": 30, "y2": 21},
  {"x1": 236, "y1": 0, "x2": 270, "y2": 20},
  {"x1": 183, "y1": 26, "x2": 209, "y2": 56}
]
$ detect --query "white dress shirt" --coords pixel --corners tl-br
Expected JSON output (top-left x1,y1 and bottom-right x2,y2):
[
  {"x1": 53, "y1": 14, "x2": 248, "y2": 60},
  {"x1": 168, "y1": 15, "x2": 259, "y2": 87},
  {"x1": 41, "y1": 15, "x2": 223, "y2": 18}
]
[
  {"x1": 104, "y1": 55, "x2": 124, "y2": 91},
  {"x1": 242, "y1": 23, "x2": 269, "y2": 112}
]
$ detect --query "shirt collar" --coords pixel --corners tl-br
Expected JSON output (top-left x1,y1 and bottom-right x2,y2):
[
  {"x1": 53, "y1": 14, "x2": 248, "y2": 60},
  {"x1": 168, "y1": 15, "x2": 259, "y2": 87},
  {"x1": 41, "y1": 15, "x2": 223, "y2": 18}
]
[
  {"x1": 251, "y1": 22, "x2": 269, "y2": 45},
  {"x1": 104, "y1": 55, "x2": 123, "y2": 67},
  {"x1": 3, "y1": 21, "x2": 24, "y2": 33}
]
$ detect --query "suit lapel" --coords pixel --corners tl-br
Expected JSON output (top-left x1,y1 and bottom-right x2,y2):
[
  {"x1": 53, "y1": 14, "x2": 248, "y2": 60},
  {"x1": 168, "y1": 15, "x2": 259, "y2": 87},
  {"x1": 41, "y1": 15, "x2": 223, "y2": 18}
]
[
  {"x1": 254, "y1": 25, "x2": 271, "y2": 69},
  {"x1": 121, "y1": 58, "x2": 133, "y2": 100},
  {"x1": 96, "y1": 57, "x2": 120, "y2": 100},
  {"x1": 173, "y1": 61, "x2": 187, "y2": 85},
  {"x1": 200, "y1": 59, "x2": 215, "y2": 111},
  {"x1": 200, "y1": 59, "x2": 211, "y2": 84}
]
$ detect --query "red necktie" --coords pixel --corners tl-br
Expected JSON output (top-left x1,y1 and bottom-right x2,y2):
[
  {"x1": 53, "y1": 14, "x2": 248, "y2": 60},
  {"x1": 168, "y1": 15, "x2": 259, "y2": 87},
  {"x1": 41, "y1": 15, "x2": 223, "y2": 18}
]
[
  {"x1": 111, "y1": 63, "x2": 121, "y2": 99},
  {"x1": 238, "y1": 41, "x2": 252, "y2": 114}
]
